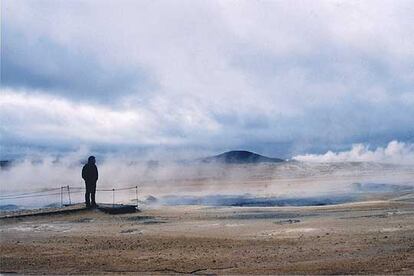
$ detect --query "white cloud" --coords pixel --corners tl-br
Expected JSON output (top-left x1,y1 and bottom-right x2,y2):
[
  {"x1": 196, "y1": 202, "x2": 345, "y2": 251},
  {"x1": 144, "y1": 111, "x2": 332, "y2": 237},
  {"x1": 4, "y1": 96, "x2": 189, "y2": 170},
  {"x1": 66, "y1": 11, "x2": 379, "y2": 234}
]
[
  {"x1": 293, "y1": 141, "x2": 414, "y2": 164},
  {"x1": 1, "y1": 0, "x2": 414, "y2": 155},
  {"x1": 0, "y1": 88, "x2": 221, "y2": 146}
]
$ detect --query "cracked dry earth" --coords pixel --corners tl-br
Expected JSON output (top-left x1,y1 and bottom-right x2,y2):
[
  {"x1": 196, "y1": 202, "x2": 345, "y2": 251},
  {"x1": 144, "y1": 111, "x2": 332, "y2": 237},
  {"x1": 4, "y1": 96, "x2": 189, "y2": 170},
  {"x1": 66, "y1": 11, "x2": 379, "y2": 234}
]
[{"x1": 1, "y1": 200, "x2": 414, "y2": 274}]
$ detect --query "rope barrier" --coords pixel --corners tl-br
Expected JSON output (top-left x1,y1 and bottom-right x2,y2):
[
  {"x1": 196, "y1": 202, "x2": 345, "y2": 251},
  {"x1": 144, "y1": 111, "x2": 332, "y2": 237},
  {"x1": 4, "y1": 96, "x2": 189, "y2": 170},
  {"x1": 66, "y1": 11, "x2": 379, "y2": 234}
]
[
  {"x1": 1, "y1": 185, "x2": 139, "y2": 211},
  {"x1": 0, "y1": 185, "x2": 140, "y2": 206},
  {"x1": 96, "y1": 186, "x2": 137, "y2": 192},
  {"x1": 47, "y1": 186, "x2": 138, "y2": 192},
  {"x1": 0, "y1": 187, "x2": 62, "y2": 198},
  {"x1": 0, "y1": 192, "x2": 63, "y2": 200}
]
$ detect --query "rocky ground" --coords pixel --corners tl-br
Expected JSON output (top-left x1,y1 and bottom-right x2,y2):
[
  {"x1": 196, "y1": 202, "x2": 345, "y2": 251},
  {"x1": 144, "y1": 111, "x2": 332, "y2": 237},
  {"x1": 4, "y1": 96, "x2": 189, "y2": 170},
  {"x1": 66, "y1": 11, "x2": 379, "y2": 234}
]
[{"x1": 1, "y1": 199, "x2": 414, "y2": 274}]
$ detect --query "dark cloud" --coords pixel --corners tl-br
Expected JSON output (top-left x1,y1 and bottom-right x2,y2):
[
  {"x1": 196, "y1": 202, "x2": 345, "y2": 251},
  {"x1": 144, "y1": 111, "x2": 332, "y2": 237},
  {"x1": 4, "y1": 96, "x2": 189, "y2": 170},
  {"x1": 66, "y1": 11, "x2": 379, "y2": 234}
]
[
  {"x1": 1, "y1": 26, "x2": 156, "y2": 103},
  {"x1": 1, "y1": 0, "x2": 414, "y2": 158}
]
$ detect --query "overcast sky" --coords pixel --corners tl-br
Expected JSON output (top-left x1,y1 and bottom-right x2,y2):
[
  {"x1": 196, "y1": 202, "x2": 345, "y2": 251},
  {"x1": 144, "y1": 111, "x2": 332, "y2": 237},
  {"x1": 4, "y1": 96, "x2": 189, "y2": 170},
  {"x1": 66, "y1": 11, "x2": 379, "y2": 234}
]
[{"x1": 1, "y1": 0, "x2": 414, "y2": 159}]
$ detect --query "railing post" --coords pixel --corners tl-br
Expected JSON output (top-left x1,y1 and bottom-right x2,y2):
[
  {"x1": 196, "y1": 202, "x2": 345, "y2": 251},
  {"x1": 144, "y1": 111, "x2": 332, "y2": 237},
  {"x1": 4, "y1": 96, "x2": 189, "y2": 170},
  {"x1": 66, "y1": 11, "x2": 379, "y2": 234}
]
[
  {"x1": 67, "y1": 185, "x2": 71, "y2": 205},
  {"x1": 112, "y1": 188, "x2": 115, "y2": 207},
  {"x1": 60, "y1": 186, "x2": 63, "y2": 208},
  {"x1": 135, "y1": 186, "x2": 138, "y2": 209}
]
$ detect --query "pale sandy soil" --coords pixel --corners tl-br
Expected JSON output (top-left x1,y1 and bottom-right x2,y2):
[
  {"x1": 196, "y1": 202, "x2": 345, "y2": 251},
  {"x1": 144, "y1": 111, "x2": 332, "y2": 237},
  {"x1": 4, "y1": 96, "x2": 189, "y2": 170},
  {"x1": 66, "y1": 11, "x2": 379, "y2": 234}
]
[{"x1": 1, "y1": 199, "x2": 414, "y2": 274}]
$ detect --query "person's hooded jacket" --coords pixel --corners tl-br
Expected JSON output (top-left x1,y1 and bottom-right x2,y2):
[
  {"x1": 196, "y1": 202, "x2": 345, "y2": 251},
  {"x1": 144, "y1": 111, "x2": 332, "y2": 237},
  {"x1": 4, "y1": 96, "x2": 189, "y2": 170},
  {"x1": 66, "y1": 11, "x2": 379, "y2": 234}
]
[{"x1": 82, "y1": 158, "x2": 98, "y2": 183}]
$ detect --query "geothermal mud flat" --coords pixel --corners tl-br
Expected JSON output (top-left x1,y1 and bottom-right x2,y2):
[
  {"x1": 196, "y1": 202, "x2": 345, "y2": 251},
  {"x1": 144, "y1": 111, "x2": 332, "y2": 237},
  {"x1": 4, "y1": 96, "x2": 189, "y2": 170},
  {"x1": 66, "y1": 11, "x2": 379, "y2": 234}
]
[
  {"x1": 1, "y1": 199, "x2": 414, "y2": 274},
  {"x1": 1, "y1": 162, "x2": 414, "y2": 274}
]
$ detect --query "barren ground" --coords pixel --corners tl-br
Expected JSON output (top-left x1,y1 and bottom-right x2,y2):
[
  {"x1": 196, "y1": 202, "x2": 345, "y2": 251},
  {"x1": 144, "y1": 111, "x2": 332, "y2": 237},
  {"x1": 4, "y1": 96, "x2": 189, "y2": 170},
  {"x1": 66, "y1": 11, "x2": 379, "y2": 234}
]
[{"x1": 1, "y1": 199, "x2": 414, "y2": 274}]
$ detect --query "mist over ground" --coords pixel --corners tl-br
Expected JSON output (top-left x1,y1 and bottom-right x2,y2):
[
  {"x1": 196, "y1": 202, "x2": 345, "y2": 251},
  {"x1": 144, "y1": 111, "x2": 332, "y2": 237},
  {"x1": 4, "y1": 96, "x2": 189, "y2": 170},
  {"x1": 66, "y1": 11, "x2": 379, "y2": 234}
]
[
  {"x1": 293, "y1": 140, "x2": 414, "y2": 164},
  {"x1": 1, "y1": 141, "x2": 413, "y2": 209}
]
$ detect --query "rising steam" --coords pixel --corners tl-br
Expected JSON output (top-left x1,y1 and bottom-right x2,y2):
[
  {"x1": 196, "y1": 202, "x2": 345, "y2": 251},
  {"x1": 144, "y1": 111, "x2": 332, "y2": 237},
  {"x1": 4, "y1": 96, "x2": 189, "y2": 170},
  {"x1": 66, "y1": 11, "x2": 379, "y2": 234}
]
[
  {"x1": 1, "y1": 141, "x2": 414, "y2": 208},
  {"x1": 293, "y1": 141, "x2": 414, "y2": 165}
]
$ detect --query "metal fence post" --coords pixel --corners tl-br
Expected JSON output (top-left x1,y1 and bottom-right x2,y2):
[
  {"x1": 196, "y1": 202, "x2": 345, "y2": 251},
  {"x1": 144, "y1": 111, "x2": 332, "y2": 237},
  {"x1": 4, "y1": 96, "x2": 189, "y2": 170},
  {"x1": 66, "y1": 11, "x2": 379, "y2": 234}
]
[
  {"x1": 135, "y1": 186, "x2": 138, "y2": 209},
  {"x1": 67, "y1": 185, "x2": 71, "y2": 205},
  {"x1": 112, "y1": 188, "x2": 115, "y2": 207},
  {"x1": 60, "y1": 186, "x2": 63, "y2": 208}
]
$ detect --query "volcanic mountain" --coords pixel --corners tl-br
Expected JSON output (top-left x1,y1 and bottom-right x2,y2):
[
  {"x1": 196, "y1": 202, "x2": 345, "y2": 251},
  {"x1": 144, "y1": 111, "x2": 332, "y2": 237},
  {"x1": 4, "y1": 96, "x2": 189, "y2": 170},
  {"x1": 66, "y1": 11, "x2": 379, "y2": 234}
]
[{"x1": 202, "y1": 150, "x2": 284, "y2": 164}]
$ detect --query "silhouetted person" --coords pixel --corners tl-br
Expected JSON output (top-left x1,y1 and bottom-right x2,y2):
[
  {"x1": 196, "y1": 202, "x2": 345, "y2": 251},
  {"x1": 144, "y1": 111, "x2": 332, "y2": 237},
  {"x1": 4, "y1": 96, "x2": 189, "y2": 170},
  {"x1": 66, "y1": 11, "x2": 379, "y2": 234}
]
[{"x1": 82, "y1": 156, "x2": 98, "y2": 208}]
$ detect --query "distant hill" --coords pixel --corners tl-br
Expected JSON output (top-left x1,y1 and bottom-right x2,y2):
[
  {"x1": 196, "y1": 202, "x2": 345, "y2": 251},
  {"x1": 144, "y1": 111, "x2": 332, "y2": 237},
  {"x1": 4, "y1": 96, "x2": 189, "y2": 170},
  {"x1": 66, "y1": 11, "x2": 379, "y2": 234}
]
[
  {"x1": 0, "y1": 204, "x2": 19, "y2": 211},
  {"x1": 202, "y1": 150, "x2": 285, "y2": 164},
  {"x1": 0, "y1": 160, "x2": 12, "y2": 169}
]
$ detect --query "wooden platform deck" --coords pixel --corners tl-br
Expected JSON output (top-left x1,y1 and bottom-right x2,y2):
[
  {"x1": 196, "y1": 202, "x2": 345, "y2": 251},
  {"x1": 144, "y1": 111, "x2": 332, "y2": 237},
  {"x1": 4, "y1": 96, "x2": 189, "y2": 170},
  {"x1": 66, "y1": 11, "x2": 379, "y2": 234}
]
[
  {"x1": 97, "y1": 204, "x2": 138, "y2": 214},
  {"x1": 0, "y1": 203, "x2": 138, "y2": 219},
  {"x1": 0, "y1": 203, "x2": 88, "y2": 219}
]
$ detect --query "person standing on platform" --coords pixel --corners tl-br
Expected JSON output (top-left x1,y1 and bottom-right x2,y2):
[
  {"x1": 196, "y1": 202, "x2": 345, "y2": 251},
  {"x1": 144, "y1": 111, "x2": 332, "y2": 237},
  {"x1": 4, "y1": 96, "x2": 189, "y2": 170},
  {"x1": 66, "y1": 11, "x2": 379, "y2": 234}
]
[{"x1": 82, "y1": 156, "x2": 98, "y2": 208}]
